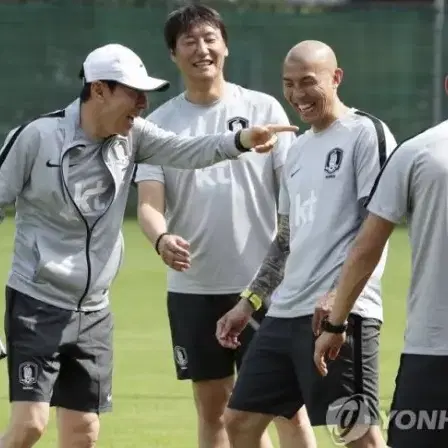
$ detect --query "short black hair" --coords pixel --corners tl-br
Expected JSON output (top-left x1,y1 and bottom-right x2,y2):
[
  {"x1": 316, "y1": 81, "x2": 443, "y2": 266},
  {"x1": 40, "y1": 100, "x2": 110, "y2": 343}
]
[
  {"x1": 78, "y1": 66, "x2": 118, "y2": 103},
  {"x1": 164, "y1": 4, "x2": 228, "y2": 52}
]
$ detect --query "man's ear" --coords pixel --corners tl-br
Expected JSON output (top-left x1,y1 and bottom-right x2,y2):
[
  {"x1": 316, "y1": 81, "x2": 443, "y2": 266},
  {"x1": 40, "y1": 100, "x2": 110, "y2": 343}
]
[{"x1": 170, "y1": 49, "x2": 176, "y2": 64}]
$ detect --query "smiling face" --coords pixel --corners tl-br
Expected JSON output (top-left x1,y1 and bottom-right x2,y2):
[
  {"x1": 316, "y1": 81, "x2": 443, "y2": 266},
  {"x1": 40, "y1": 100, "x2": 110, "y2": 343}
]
[
  {"x1": 171, "y1": 23, "x2": 228, "y2": 84},
  {"x1": 90, "y1": 81, "x2": 148, "y2": 136},
  {"x1": 282, "y1": 58, "x2": 343, "y2": 129}
]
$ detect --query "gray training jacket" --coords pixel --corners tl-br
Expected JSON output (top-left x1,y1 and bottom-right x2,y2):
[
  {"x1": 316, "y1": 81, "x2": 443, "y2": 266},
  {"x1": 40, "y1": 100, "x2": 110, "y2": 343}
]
[{"x1": 0, "y1": 99, "x2": 244, "y2": 312}]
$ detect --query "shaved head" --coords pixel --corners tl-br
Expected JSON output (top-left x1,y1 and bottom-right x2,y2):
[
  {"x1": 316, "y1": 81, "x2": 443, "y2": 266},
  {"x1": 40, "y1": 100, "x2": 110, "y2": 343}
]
[
  {"x1": 282, "y1": 40, "x2": 344, "y2": 130},
  {"x1": 285, "y1": 40, "x2": 338, "y2": 73}
]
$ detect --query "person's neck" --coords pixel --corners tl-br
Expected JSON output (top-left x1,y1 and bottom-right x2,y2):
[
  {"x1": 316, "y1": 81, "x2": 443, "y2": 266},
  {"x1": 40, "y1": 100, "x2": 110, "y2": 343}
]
[
  {"x1": 79, "y1": 102, "x2": 106, "y2": 141},
  {"x1": 311, "y1": 99, "x2": 350, "y2": 133},
  {"x1": 184, "y1": 76, "x2": 226, "y2": 105}
]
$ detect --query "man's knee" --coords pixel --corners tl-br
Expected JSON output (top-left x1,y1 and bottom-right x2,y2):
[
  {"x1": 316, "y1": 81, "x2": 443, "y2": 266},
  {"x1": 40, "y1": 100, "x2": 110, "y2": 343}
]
[
  {"x1": 193, "y1": 377, "x2": 234, "y2": 425},
  {"x1": 224, "y1": 408, "x2": 270, "y2": 438},
  {"x1": 273, "y1": 408, "x2": 318, "y2": 448},
  {"x1": 3, "y1": 402, "x2": 49, "y2": 448},
  {"x1": 274, "y1": 406, "x2": 312, "y2": 432},
  {"x1": 57, "y1": 409, "x2": 100, "y2": 448}
]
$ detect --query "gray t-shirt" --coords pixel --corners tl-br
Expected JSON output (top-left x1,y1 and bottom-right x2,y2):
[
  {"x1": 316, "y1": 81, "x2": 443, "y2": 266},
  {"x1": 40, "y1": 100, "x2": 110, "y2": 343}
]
[
  {"x1": 269, "y1": 109, "x2": 397, "y2": 320},
  {"x1": 367, "y1": 119, "x2": 448, "y2": 355},
  {"x1": 67, "y1": 128, "x2": 114, "y2": 227},
  {"x1": 134, "y1": 83, "x2": 294, "y2": 294}
]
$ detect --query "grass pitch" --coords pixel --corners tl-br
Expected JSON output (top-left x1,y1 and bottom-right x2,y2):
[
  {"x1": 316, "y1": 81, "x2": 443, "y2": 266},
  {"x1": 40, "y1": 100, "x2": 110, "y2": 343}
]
[{"x1": 0, "y1": 217, "x2": 411, "y2": 447}]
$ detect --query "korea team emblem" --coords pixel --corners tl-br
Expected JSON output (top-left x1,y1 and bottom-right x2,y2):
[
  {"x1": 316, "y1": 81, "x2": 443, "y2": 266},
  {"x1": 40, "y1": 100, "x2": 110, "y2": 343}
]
[
  {"x1": 227, "y1": 117, "x2": 249, "y2": 132},
  {"x1": 174, "y1": 346, "x2": 188, "y2": 369},
  {"x1": 324, "y1": 148, "x2": 344, "y2": 176},
  {"x1": 18, "y1": 362, "x2": 38, "y2": 389}
]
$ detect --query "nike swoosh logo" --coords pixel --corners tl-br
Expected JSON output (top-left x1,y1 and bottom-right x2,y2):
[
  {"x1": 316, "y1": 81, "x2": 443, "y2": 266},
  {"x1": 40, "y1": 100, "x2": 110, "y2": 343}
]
[
  {"x1": 291, "y1": 167, "x2": 301, "y2": 178},
  {"x1": 46, "y1": 161, "x2": 61, "y2": 168},
  {"x1": 46, "y1": 161, "x2": 77, "y2": 168}
]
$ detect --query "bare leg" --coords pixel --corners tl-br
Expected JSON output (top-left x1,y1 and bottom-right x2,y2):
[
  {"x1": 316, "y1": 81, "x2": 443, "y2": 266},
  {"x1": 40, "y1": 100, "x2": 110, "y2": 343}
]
[
  {"x1": 1, "y1": 402, "x2": 49, "y2": 448},
  {"x1": 56, "y1": 408, "x2": 100, "y2": 448}
]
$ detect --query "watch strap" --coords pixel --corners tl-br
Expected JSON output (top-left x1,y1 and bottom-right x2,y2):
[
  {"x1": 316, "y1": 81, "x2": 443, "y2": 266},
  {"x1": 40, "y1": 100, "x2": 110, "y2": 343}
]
[
  {"x1": 321, "y1": 316, "x2": 348, "y2": 334},
  {"x1": 240, "y1": 289, "x2": 263, "y2": 311}
]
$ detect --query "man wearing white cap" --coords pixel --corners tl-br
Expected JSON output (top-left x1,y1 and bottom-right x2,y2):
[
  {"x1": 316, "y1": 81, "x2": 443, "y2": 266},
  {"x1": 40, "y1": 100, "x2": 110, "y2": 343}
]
[{"x1": 0, "y1": 43, "x2": 296, "y2": 448}]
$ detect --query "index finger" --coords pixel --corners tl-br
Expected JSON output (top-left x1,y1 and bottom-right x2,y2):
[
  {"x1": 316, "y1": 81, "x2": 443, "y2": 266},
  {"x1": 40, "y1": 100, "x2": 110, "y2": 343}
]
[
  {"x1": 313, "y1": 348, "x2": 327, "y2": 376},
  {"x1": 216, "y1": 318, "x2": 226, "y2": 339},
  {"x1": 316, "y1": 355, "x2": 328, "y2": 377},
  {"x1": 266, "y1": 124, "x2": 299, "y2": 133},
  {"x1": 168, "y1": 243, "x2": 190, "y2": 258}
]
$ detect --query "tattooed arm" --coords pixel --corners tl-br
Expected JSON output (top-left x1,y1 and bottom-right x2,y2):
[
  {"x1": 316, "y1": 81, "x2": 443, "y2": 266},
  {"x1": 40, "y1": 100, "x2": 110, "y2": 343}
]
[
  {"x1": 216, "y1": 213, "x2": 290, "y2": 347},
  {"x1": 247, "y1": 213, "x2": 290, "y2": 303}
]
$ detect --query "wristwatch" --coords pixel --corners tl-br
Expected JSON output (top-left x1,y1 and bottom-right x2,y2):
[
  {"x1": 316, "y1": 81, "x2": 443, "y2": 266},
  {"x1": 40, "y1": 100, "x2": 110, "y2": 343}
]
[
  {"x1": 321, "y1": 316, "x2": 348, "y2": 334},
  {"x1": 240, "y1": 289, "x2": 263, "y2": 311}
]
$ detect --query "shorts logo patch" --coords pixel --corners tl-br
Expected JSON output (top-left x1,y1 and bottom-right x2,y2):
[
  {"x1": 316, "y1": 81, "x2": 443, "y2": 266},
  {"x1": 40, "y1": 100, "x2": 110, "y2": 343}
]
[
  {"x1": 324, "y1": 148, "x2": 344, "y2": 178},
  {"x1": 174, "y1": 346, "x2": 188, "y2": 370},
  {"x1": 227, "y1": 117, "x2": 249, "y2": 132},
  {"x1": 18, "y1": 362, "x2": 38, "y2": 389}
]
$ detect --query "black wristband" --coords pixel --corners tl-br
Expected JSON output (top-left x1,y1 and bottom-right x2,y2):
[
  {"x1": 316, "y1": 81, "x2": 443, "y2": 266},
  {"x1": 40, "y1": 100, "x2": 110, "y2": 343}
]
[
  {"x1": 154, "y1": 232, "x2": 170, "y2": 255},
  {"x1": 234, "y1": 130, "x2": 250, "y2": 152},
  {"x1": 321, "y1": 316, "x2": 348, "y2": 334}
]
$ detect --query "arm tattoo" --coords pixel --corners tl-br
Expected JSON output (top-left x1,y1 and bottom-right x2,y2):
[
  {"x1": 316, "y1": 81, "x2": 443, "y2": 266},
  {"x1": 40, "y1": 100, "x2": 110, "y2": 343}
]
[{"x1": 249, "y1": 214, "x2": 290, "y2": 302}]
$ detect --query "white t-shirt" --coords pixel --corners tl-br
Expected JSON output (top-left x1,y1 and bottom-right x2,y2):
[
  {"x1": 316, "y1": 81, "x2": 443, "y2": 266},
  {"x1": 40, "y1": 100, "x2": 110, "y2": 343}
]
[
  {"x1": 269, "y1": 108, "x2": 397, "y2": 320},
  {"x1": 134, "y1": 82, "x2": 295, "y2": 294},
  {"x1": 367, "y1": 119, "x2": 448, "y2": 355}
]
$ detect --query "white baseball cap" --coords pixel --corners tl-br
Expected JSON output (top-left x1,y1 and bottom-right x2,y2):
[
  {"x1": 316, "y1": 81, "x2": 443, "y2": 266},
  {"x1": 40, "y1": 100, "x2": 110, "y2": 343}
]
[{"x1": 82, "y1": 43, "x2": 170, "y2": 92}]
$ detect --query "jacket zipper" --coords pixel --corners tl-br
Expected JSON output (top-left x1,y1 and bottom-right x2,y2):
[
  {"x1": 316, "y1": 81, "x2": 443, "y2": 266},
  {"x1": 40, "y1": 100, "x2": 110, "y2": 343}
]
[
  {"x1": 60, "y1": 147, "x2": 91, "y2": 311},
  {"x1": 61, "y1": 140, "x2": 116, "y2": 311}
]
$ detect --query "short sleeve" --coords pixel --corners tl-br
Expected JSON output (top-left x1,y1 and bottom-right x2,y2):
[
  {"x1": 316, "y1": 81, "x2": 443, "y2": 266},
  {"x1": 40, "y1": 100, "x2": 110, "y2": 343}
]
[
  {"x1": 365, "y1": 141, "x2": 416, "y2": 224},
  {"x1": 132, "y1": 111, "x2": 166, "y2": 184},
  {"x1": 354, "y1": 120, "x2": 397, "y2": 201},
  {"x1": 133, "y1": 163, "x2": 165, "y2": 184}
]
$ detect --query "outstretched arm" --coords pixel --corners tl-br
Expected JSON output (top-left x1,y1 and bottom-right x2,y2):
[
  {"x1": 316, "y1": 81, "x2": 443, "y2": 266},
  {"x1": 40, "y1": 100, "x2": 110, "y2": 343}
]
[{"x1": 134, "y1": 118, "x2": 298, "y2": 169}]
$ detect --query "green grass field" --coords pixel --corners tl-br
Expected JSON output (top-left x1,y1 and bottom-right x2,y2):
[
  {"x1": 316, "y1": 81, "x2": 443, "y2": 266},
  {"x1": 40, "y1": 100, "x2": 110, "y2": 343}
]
[{"x1": 0, "y1": 217, "x2": 411, "y2": 447}]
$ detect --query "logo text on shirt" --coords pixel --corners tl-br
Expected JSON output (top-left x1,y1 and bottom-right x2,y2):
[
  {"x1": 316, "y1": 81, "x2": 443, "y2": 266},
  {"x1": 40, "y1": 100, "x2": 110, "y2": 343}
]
[
  {"x1": 196, "y1": 165, "x2": 231, "y2": 187},
  {"x1": 74, "y1": 180, "x2": 109, "y2": 214},
  {"x1": 294, "y1": 190, "x2": 317, "y2": 228}
]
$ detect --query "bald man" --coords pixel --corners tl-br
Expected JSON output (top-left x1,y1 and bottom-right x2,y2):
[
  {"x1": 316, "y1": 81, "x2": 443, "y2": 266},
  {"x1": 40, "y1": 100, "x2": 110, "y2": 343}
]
[{"x1": 215, "y1": 41, "x2": 397, "y2": 447}]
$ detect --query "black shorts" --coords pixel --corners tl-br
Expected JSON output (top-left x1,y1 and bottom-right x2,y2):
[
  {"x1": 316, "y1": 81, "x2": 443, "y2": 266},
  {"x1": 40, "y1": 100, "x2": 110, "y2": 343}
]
[
  {"x1": 167, "y1": 292, "x2": 266, "y2": 382},
  {"x1": 387, "y1": 353, "x2": 448, "y2": 448},
  {"x1": 228, "y1": 314, "x2": 380, "y2": 427},
  {"x1": 5, "y1": 287, "x2": 113, "y2": 414}
]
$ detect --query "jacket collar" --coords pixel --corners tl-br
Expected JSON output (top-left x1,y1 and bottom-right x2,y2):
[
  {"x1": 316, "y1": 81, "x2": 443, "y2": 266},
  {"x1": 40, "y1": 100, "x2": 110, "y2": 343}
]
[{"x1": 60, "y1": 98, "x2": 82, "y2": 153}]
